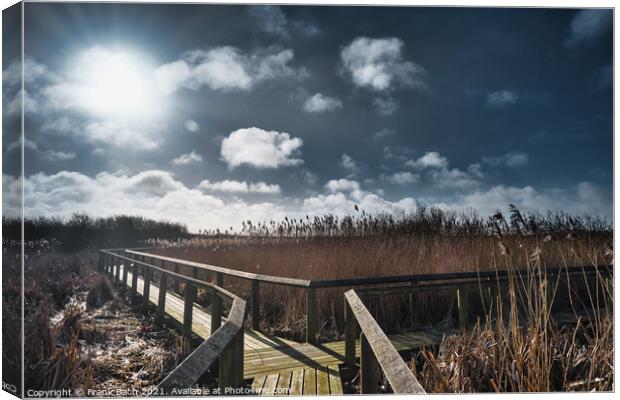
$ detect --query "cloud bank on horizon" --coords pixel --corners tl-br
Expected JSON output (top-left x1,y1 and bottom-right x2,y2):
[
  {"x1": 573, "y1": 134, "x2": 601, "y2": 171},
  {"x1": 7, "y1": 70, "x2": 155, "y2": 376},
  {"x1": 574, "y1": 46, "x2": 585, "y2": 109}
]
[{"x1": 2, "y1": 5, "x2": 613, "y2": 232}]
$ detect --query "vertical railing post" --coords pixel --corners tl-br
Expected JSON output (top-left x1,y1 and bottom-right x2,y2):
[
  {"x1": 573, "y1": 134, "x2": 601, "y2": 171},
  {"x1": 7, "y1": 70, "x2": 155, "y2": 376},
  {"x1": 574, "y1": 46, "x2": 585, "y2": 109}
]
[
  {"x1": 143, "y1": 267, "x2": 151, "y2": 310},
  {"x1": 192, "y1": 266, "x2": 198, "y2": 279},
  {"x1": 211, "y1": 273, "x2": 223, "y2": 334},
  {"x1": 409, "y1": 282, "x2": 420, "y2": 329},
  {"x1": 114, "y1": 259, "x2": 120, "y2": 287},
  {"x1": 174, "y1": 263, "x2": 180, "y2": 293},
  {"x1": 251, "y1": 281, "x2": 260, "y2": 330},
  {"x1": 131, "y1": 263, "x2": 138, "y2": 302},
  {"x1": 360, "y1": 333, "x2": 378, "y2": 394},
  {"x1": 157, "y1": 273, "x2": 168, "y2": 325},
  {"x1": 457, "y1": 287, "x2": 470, "y2": 330},
  {"x1": 122, "y1": 261, "x2": 129, "y2": 291},
  {"x1": 306, "y1": 287, "x2": 317, "y2": 344},
  {"x1": 183, "y1": 283, "x2": 196, "y2": 338},
  {"x1": 234, "y1": 329, "x2": 244, "y2": 386},
  {"x1": 344, "y1": 300, "x2": 357, "y2": 367},
  {"x1": 219, "y1": 337, "x2": 236, "y2": 390}
]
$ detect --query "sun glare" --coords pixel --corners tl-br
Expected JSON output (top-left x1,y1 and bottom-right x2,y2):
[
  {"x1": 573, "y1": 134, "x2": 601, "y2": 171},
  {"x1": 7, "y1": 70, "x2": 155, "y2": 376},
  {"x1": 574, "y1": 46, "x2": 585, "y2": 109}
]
[{"x1": 71, "y1": 47, "x2": 160, "y2": 120}]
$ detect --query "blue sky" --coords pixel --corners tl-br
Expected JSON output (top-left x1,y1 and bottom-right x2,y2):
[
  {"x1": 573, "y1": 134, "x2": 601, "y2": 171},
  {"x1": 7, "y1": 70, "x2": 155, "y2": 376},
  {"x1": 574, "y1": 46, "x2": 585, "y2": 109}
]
[{"x1": 2, "y1": 4, "x2": 613, "y2": 231}]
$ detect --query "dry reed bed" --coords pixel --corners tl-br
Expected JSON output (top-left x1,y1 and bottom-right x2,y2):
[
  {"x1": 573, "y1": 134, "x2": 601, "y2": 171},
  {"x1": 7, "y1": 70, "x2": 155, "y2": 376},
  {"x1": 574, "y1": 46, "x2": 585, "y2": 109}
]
[
  {"x1": 148, "y1": 209, "x2": 612, "y2": 341},
  {"x1": 414, "y1": 267, "x2": 613, "y2": 392}
]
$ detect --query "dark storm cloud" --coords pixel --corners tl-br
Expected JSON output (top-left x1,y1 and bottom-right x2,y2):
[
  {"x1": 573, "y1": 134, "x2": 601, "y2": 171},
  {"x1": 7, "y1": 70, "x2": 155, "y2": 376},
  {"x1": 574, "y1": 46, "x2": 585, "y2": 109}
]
[{"x1": 3, "y1": 4, "x2": 613, "y2": 230}]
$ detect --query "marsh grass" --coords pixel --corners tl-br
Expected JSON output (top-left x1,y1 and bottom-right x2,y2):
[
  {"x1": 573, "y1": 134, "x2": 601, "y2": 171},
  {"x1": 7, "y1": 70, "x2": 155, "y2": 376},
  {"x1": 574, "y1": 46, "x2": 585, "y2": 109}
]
[{"x1": 150, "y1": 207, "x2": 612, "y2": 341}]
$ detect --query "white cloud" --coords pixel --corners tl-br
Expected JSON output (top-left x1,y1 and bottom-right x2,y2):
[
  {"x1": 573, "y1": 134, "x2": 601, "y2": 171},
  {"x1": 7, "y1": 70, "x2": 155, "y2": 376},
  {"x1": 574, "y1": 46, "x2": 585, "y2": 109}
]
[
  {"x1": 81, "y1": 120, "x2": 160, "y2": 150},
  {"x1": 384, "y1": 171, "x2": 419, "y2": 185},
  {"x1": 172, "y1": 151, "x2": 204, "y2": 165},
  {"x1": 405, "y1": 151, "x2": 481, "y2": 189},
  {"x1": 440, "y1": 182, "x2": 611, "y2": 220},
  {"x1": 220, "y1": 127, "x2": 303, "y2": 168},
  {"x1": 303, "y1": 93, "x2": 342, "y2": 113},
  {"x1": 4, "y1": 137, "x2": 75, "y2": 161},
  {"x1": 405, "y1": 152, "x2": 449, "y2": 169},
  {"x1": 4, "y1": 169, "x2": 610, "y2": 234},
  {"x1": 45, "y1": 150, "x2": 76, "y2": 161},
  {"x1": 564, "y1": 9, "x2": 612, "y2": 48},
  {"x1": 483, "y1": 152, "x2": 529, "y2": 168},
  {"x1": 306, "y1": 183, "x2": 416, "y2": 216},
  {"x1": 184, "y1": 120, "x2": 200, "y2": 132},
  {"x1": 372, "y1": 96, "x2": 398, "y2": 116},
  {"x1": 373, "y1": 128, "x2": 396, "y2": 141},
  {"x1": 340, "y1": 37, "x2": 426, "y2": 91},
  {"x1": 155, "y1": 46, "x2": 304, "y2": 94},
  {"x1": 325, "y1": 178, "x2": 361, "y2": 193},
  {"x1": 199, "y1": 179, "x2": 281, "y2": 194},
  {"x1": 340, "y1": 154, "x2": 359, "y2": 177},
  {"x1": 248, "y1": 5, "x2": 321, "y2": 39},
  {"x1": 5, "y1": 170, "x2": 416, "y2": 232},
  {"x1": 486, "y1": 90, "x2": 518, "y2": 108},
  {"x1": 428, "y1": 167, "x2": 480, "y2": 189}
]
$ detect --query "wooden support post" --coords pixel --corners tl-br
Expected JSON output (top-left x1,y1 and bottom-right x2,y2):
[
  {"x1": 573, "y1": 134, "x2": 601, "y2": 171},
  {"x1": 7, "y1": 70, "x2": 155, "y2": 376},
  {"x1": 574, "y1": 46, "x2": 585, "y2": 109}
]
[
  {"x1": 360, "y1": 333, "x2": 379, "y2": 394},
  {"x1": 192, "y1": 266, "x2": 198, "y2": 279},
  {"x1": 409, "y1": 282, "x2": 420, "y2": 329},
  {"x1": 211, "y1": 273, "x2": 223, "y2": 334},
  {"x1": 174, "y1": 263, "x2": 180, "y2": 293},
  {"x1": 114, "y1": 261, "x2": 120, "y2": 287},
  {"x1": 234, "y1": 329, "x2": 244, "y2": 386},
  {"x1": 344, "y1": 300, "x2": 357, "y2": 367},
  {"x1": 131, "y1": 264, "x2": 138, "y2": 301},
  {"x1": 306, "y1": 287, "x2": 317, "y2": 344},
  {"x1": 122, "y1": 262, "x2": 129, "y2": 292},
  {"x1": 157, "y1": 274, "x2": 168, "y2": 325},
  {"x1": 143, "y1": 268, "x2": 151, "y2": 310},
  {"x1": 218, "y1": 339, "x2": 236, "y2": 393},
  {"x1": 183, "y1": 283, "x2": 196, "y2": 338},
  {"x1": 457, "y1": 287, "x2": 470, "y2": 331},
  {"x1": 251, "y1": 281, "x2": 260, "y2": 330}
]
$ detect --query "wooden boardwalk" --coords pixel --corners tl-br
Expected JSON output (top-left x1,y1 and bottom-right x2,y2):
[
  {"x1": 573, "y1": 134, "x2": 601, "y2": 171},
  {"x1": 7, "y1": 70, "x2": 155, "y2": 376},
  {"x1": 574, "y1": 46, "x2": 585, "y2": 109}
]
[{"x1": 122, "y1": 269, "x2": 446, "y2": 394}]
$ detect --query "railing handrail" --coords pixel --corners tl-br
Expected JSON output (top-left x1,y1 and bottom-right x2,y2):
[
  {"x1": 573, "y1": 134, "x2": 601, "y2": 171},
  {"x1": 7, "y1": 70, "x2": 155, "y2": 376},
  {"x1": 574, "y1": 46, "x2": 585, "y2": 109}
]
[
  {"x1": 344, "y1": 289, "x2": 426, "y2": 394},
  {"x1": 100, "y1": 250, "x2": 239, "y2": 300},
  {"x1": 312, "y1": 264, "x2": 612, "y2": 288},
  {"x1": 99, "y1": 250, "x2": 246, "y2": 393},
  {"x1": 125, "y1": 249, "x2": 313, "y2": 288},
  {"x1": 156, "y1": 296, "x2": 246, "y2": 394}
]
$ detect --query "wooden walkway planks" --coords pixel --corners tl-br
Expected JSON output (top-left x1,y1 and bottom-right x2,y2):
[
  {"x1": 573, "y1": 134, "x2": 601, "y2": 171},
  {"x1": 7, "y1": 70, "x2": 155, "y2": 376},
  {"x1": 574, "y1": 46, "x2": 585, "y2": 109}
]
[
  {"x1": 250, "y1": 365, "x2": 342, "y2": 396},
  {"x1": 126, "y1": 269, "x2": 296, "y2": 351},
  {"x1": 119, "y1": 266, "x2": 446, "y2": 390}
]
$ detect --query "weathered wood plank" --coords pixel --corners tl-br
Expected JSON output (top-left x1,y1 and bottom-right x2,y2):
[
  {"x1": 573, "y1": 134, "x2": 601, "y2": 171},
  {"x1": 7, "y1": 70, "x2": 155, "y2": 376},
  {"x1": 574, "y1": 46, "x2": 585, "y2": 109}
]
[
  {"x1": 345, "y1": 289, "x2": 426, "y2": 394},
  {"x1": 251, "y1": 375, "x2": 266, "y2": 395},
  {"x1": 276, "y1": 370, "x2": 292, "y2": 395},
  {"x1": 316, "y1": 367, "x2": 330, "y2": 395},
  {"x1": 262, "y1": 374, "x2": 279, "y2": 396},
  {"x1": 303, "y1": 368, "x2": 316, "y2": 396},
  {"x1": 252, "y1": 280, "x2": 260, "y2": 330},
  {"x1": 289, "y1": 369, "x2": 304, "y2": 396},
  {"x1": 306, "y1": 288, "x2": 317, "y2": 344},
  {"x1": 327, "y1": 365, "x2": 343, "y2": 395}
]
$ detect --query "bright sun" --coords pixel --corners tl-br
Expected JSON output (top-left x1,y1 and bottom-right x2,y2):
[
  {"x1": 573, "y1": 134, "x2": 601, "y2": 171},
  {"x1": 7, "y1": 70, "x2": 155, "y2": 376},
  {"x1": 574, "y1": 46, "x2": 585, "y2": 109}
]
[{"x1": 71, "y1": 47, "x2": 158, "y2": 120}]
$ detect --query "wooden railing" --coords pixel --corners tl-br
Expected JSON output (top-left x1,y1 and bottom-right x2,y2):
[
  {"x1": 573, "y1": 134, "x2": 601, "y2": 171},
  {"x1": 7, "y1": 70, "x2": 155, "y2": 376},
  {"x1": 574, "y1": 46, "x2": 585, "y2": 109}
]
[
  {"x1": 344, "y1": 289, "x2": 425, "y2": 394},
  {"x1": 119, "y1": 249, "x2": 611, "y2": 345},
  {"x1": 99, "y1": 250, "x2": 246, "y2": 394},
  {"x1": 343, "y1": 266, "x2": 612, "y2": 394}
]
